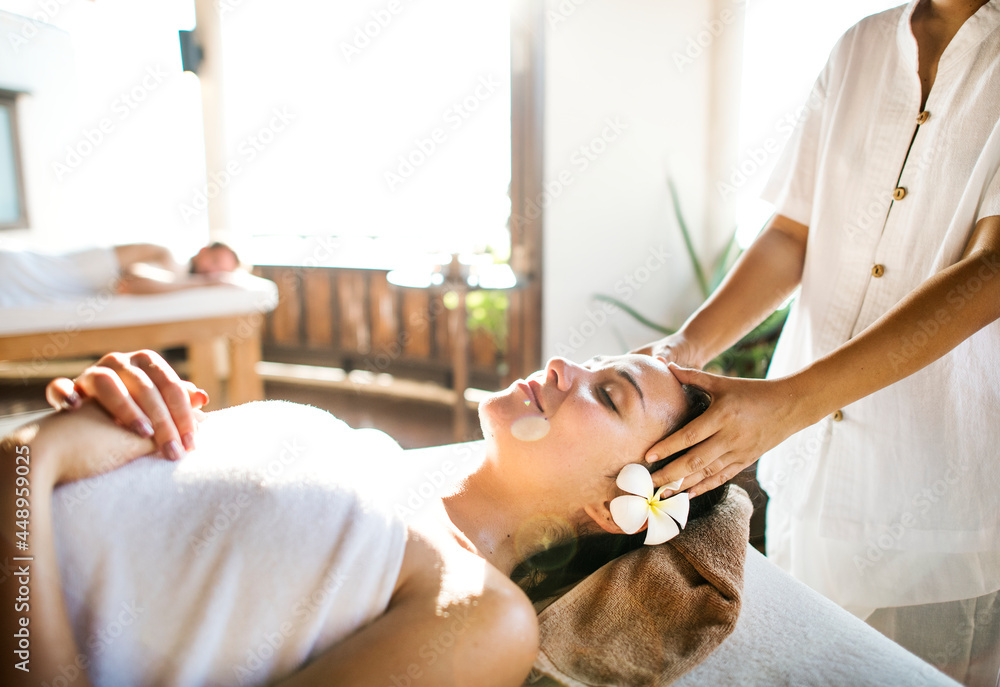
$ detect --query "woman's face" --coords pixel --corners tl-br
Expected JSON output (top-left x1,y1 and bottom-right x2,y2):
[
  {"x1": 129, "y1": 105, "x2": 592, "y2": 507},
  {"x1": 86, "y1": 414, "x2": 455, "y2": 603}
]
[{"x1": 478, "y1": 354, "x2": 688, "y2": 517}]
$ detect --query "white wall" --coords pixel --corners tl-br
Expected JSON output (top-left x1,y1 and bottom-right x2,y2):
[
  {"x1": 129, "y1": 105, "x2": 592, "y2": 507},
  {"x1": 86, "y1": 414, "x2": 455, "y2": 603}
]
[
  {"x1": 541, "y1": 0, "x2": 744, "y2": 362},
  {"x1": 0, "y1": 1, "x2": 207, "y2": 256}
]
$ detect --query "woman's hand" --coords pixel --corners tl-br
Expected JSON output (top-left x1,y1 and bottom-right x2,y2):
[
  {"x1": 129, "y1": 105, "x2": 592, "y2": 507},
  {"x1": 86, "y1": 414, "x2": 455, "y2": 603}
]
[
  {"x1": 646, "y1": 364, "x2": 806, "y2": 496},
  {"x1": 45, "y1": 350, "x2": 208, "y2": 461}
]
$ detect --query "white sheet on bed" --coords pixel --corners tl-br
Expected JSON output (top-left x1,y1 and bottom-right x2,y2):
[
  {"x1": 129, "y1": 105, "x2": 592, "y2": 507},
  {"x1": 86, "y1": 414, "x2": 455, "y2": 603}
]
[
  {"x1": 0, "y1": 271, "x2": 278, "y2": 336},
  {"x1": 674, "y1": 545, "x2": 961, "y2": 687}
]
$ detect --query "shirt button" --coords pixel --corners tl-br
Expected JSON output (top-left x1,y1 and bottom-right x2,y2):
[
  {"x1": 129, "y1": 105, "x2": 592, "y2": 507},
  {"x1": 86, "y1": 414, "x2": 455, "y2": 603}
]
[
  {"x1": 833, "y1": 410, "x2": 844, "y2": 422},
  {"x1": 872, "y1": 264, "x2": 886, "y2": 278},
  {"x1": 916, "y1": 111, "x2": 930, "y2": 125},
  {"x1": 893, "y1": 187, "x2": 907, "y2": 200}
]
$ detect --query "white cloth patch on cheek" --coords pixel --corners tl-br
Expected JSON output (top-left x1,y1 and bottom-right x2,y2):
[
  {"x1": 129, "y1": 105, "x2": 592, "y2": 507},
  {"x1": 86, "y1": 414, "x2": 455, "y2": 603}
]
[{"x1": 511, "y1": 416, "x2": 550, "y2": 441}]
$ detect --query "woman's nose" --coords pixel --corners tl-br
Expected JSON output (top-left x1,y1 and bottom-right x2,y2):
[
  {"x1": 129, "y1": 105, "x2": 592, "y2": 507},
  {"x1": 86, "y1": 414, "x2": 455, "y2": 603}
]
[{"x1": 545, "y1": 357, "x2": 585, "y2": 392}]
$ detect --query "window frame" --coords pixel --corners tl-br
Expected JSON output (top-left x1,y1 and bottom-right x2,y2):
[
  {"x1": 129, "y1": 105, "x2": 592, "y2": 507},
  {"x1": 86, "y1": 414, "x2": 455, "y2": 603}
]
[{"x1": 0, "y1": 90, "x2": 28, "y2": 231}]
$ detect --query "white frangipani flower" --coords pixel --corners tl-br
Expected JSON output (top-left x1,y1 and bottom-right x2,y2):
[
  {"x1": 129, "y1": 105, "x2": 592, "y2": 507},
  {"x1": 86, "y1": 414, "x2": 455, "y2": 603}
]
[{"x1": 609, "y1": 463, "x2": 690, "y2": 546}]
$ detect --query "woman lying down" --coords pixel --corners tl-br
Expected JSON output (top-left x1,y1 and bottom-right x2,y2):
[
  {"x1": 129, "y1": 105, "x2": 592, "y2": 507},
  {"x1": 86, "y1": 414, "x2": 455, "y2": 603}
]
[{"x1": 0, "y1": 349, "x2": 728, "y2": 687}]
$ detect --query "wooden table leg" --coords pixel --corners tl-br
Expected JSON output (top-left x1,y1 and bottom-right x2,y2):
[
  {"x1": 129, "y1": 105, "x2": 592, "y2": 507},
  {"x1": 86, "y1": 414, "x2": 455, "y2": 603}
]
[
  {"x1": 188, "y1": 338, "x2": 222, "y2": 410},
  {"x1": 451, "y1": 289, "x2": 468, "y2": 443},
  {"x1": 227, "y1": 329, "x2": 264, "y2": 406}
]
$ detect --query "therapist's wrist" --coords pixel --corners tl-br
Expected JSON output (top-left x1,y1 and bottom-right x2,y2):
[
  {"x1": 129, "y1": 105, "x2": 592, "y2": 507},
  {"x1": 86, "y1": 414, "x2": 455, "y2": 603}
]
[
  {"x1": 668, "y1": 328, "x2": 717, "y2": 370},
  {"x1": 780, "y1": 366, "x2": 842, "y2": 430}
]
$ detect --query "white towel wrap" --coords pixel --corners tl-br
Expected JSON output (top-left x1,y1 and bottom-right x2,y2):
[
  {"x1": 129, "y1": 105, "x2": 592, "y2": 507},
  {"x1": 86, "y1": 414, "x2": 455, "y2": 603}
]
[{"x1": 53, "y1": 401, "x2": 409, "y2": 687}]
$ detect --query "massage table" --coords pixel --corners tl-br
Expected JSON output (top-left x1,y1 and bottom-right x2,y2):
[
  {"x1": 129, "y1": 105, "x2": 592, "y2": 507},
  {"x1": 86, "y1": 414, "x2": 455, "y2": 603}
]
[
  {"x1": 0, "y1": 273, "x2": 278, "y2": 407},
  {"x1": 406, "y1": 443, "x2": 962, "y2": 687},
  {"x1": 0, "y1": 414, "x2": 961, "y2": 687},
  {"x1": 671, "y1": 545, "x2": 960, "y2": 686}
]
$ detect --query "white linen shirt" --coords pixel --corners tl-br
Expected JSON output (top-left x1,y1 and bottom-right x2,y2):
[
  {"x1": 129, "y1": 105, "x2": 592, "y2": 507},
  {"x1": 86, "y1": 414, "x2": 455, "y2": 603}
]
[{"x1": 757, "y1": 0, "x2": 1000, "y2": 610}]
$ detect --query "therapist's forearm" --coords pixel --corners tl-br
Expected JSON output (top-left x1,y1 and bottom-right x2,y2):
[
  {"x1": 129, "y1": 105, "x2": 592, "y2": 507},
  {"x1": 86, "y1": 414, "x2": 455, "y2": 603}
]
[
  {"x1": 678, "y1": 214, "x2": 808, "y2": 368},
  {"x1": 785, "y1": 245, "x2": 1000, "y2": 430},
  {"x1": 0, "y1": 427, "x2": 93, "y2": 687}
]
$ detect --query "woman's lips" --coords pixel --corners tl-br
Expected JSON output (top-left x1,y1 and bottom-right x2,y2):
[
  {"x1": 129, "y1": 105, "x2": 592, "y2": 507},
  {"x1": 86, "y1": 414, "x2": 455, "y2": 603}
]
[{"x1": 518, "y1": 380, "x2": 544, "y2": 412}]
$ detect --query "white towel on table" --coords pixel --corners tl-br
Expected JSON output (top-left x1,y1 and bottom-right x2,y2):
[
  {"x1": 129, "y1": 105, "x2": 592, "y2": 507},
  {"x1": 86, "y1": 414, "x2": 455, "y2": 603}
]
[
  {"x1": 53, "y1": 401, "x2": 409, "y2": 687},
  {"x1": 0, "y1": 247, "x2": 120, "y2": 307}
]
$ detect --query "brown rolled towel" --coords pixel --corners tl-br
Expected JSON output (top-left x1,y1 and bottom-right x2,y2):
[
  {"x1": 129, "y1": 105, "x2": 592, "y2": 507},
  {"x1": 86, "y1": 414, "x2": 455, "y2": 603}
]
[{"x1": 530, "y1": 485, "x2": 752, "y2": 686}]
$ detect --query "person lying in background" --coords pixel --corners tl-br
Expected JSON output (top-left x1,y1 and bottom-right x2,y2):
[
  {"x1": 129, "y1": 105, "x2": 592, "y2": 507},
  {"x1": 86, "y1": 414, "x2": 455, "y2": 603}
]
[
  {"x1": 1, "y1": 349, "x2": 726, "y2": 686},
  {"x1": 0, "y1": 241, "x2": 242, "y2": 307}
]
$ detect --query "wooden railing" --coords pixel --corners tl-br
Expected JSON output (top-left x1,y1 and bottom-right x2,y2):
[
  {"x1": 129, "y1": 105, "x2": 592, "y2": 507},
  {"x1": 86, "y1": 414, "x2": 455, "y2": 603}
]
[{"x1": 253, "y1": 265, "x2": 505, "y2": 391}]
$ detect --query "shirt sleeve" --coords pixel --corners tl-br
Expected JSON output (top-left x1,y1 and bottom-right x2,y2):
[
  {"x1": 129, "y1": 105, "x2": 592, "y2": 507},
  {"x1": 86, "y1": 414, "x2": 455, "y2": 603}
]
[
  {"x1": 760, "y1": 37, "x2": 842, "y2": 227},
  {"x1": 977, "y1": 160, "x2": 1000, "y2": 222}
]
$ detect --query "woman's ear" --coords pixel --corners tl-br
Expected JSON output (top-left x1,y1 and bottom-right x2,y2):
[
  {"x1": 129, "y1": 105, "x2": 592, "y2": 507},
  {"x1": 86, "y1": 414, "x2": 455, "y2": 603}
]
[{"x1": 583, "y1": 500, "x2": 644, "y2": 535}]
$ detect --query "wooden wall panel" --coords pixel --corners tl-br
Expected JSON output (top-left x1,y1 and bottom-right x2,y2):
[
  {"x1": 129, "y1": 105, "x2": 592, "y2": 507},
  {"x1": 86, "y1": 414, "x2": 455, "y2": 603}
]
[
  {"x1": 369, "y1": 273, "x2": 398, "y2": 355},
  {"x1": 270, "y1": 268, "x2": 301, "y2": 346},
  {"x1": 434, "y1": 293, "x2": 451, "y2": 363},
  {"x1": 337, "y1": 270, "x2": 369, "y2": 354},
  {"x1": 470, "y1": 328, "x2": 497, "y2": 368},
  {"x1": 303, "y1": 269, "x2": 334, "y2": 348},
  {"x1": 401, "y1": 289, "x2": 432, "y2": 358},
  {"x1": 259, "y1": 265, "x2": 507, "y2": 390}
]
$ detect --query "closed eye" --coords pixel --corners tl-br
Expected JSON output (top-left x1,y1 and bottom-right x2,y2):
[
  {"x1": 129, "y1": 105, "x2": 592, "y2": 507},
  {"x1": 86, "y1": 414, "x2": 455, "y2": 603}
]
[{"x1": 597, "y1": 385, "x2": 619, "y2": 414}]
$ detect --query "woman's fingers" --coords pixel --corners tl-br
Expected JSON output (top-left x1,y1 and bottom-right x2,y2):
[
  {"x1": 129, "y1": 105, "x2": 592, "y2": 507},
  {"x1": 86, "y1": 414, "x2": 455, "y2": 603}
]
[
  {"x1": 129, "y1": 351, "x2": 202, "y2": 452},
  {"x1": 101, "y1": 356, "x2": 185, "y2": 460},
  {"x1": 72, "y1": 366, "x2": 155, "y2": 440},
  {"x1": 45, "y1": 377, "x2": 82, "y2": 411},
  {"x1": 59, "y1": 350, "x2": 207, "y2": 461}
]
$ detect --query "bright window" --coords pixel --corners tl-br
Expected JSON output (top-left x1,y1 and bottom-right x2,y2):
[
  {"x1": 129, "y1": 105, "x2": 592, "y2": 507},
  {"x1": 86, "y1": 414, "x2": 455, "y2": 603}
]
[
  {"x1": 0, "y1": 93, "x2": 25, "y2": 229},
  {"x1": 219, "y1": 0, "x2": 512, "y2": 260}
]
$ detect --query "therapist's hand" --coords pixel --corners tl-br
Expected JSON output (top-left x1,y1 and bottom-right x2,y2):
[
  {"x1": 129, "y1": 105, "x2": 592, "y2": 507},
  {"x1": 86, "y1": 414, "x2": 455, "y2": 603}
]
[
  {"x1": 45, "y1": 350, "x2": 208, "y2": 462},
  {"x1": 631, "y1": 332, "x2": 703, "y2": 369},
  {"x1": 646, "y1": 363, "x2": 803, "y2": 497}
]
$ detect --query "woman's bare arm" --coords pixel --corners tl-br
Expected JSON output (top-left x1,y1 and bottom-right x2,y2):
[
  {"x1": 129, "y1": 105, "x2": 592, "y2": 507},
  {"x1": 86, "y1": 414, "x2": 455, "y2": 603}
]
[
  {"x1": 0, "y1": 405, "x2": 158, "y2": 686},
  {"x1": 1, "y1": 349, "x2": 203, "y2": 685},
  {"x1": 633, "y1": 213, "x2": 808, "y2": 368},
  {"x1": 276, "y1": 532, "x2": 539, "y2": 687},
  {"x1": 113, "y1": 243, "x2": 178, "y2": 272}
]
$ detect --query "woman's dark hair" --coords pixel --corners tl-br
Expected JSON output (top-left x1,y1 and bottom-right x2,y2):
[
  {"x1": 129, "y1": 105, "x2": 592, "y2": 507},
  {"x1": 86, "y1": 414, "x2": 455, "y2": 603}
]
[
  {"x1": 510, "y1": 383, "x2": 729, "y2": 604},
  {"x1": 188, "y1": 242, "x2": 241, "y2": 274}
]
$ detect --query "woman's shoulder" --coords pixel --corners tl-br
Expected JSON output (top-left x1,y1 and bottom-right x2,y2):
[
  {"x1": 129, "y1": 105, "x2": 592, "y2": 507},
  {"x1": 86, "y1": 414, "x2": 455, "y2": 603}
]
[{"x1": 395, "y1": 523, "x2": 539, "y2": 658}]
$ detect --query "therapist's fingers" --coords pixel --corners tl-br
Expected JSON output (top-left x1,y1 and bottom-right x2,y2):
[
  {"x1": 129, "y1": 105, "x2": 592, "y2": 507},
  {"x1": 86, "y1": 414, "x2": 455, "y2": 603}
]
[
  {"x1": 650, "y1": 365, "x2": 804, "y2": 494},
  {"x1": 670, "y1": 449, "x2": 752, "y2": 498},
  {"x1": 630, "y1": 343, "x2": 655, "y2": 357},
  {"x1": 648, "y1": 414, "x2": 721, "y2": 488},
  {"x1": 645, "y1": 365, "x2": 722, "y2": 463}
]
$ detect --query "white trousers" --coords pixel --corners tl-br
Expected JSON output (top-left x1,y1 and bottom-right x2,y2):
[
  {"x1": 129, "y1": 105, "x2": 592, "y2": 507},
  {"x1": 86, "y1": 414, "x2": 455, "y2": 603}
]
[{"x1": 865, "y1": 590, "x2": 1000, "y2": 687}]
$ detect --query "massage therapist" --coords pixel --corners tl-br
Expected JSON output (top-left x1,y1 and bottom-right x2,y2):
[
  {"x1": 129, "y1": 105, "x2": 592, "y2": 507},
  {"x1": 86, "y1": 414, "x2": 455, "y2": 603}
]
[{"x1": 636, "y1": 1, "x2": 1000, "y2": 684}]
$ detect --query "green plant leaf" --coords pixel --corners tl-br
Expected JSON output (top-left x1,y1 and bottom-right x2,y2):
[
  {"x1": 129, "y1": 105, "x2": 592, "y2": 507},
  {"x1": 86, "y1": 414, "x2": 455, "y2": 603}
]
[
  {"x1": 591, "y1": 294, "x2": 675, "y2": 335},
  {"x1": 668, "y1": 177, "x2": 710, "y2": 298},
  {"x1": 709, "y1": 232, "x2": 741, "y2": 292}
]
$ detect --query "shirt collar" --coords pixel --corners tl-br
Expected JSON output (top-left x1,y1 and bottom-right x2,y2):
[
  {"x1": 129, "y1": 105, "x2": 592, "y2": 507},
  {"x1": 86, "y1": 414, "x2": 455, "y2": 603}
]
[{"x1": 897, "y1": 0, "x2": 1000, "y2": 73}]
